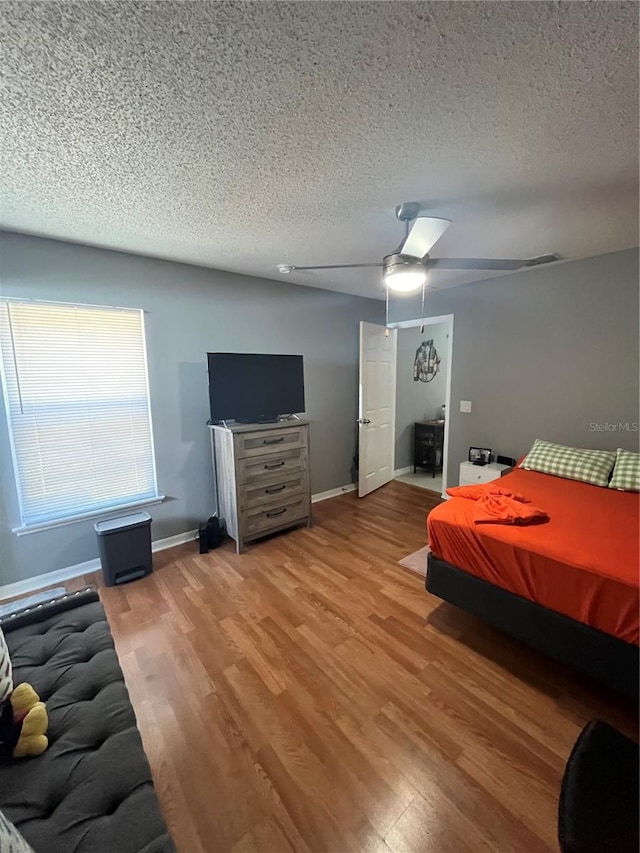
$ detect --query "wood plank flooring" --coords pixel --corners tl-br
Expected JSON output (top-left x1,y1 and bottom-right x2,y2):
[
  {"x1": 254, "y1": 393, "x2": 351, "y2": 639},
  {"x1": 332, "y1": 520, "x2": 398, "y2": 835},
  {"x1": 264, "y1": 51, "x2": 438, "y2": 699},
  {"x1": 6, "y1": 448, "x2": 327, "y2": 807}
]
[{"x1": 67, "y1": 481, "x2": 636, "y2": 852}]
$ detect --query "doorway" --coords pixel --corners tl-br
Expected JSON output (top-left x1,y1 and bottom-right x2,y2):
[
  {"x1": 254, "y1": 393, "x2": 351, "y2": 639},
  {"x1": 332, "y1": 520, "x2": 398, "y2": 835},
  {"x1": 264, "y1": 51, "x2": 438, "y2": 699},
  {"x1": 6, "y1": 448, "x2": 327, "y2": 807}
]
[
  {"x1": 357, "y1": 322, "x2": 398, "y2": 498},
  {"x1": 390, "y1": 315, "x2": 453, "y2": 498}
]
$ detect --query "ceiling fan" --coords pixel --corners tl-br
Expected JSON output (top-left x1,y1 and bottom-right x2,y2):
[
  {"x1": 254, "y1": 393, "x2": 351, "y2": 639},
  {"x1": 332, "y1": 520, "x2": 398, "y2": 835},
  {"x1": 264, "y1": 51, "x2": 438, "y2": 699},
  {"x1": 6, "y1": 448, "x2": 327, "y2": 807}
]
[{"x1": 277, "y1": 201, "x2": 559, "y2": 294}]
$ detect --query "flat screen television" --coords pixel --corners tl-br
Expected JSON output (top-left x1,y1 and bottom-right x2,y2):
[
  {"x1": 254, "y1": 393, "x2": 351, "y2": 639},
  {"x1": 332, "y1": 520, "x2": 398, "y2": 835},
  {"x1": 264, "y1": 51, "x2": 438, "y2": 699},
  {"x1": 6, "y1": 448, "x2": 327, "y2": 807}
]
[{"x1": 207, "y1": 353, "x2": 305, "y2": 423}]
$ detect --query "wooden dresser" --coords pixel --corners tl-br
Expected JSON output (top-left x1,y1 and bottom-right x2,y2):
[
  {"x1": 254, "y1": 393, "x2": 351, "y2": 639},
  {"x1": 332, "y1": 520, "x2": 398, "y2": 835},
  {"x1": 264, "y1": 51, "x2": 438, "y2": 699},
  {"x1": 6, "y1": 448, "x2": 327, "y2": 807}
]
[{"x1": 208, "y1": 420, "x2": 311, "y2": 553}]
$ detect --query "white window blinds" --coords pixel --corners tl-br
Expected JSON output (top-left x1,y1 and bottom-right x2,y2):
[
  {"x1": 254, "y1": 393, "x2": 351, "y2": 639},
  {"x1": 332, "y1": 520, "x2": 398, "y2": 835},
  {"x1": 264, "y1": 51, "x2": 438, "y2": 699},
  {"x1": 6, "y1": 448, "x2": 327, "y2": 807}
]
[{"x1": 0, "y1": 300, "x2": 160, "y2": 529}]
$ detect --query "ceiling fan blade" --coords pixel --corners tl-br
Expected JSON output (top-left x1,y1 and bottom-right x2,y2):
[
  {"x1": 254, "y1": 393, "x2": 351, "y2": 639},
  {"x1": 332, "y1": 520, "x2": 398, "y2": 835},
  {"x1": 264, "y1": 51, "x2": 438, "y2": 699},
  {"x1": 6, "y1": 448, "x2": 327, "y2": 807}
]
[
  {"x1": 425, "y1": 254, "x2": 559, "y2": 271},
  {"x1": 400, "y1": 217, "x2": 451, "y2": 258},
  {"x1": 278, "y1": 263, "x2": 382, "y2": 273},
  {"x1": 523, "y1": 254, "x2": 560, "y2": 267},
  {"x1": 425, "y1": 257, "x2": 526, "y2": 271}
]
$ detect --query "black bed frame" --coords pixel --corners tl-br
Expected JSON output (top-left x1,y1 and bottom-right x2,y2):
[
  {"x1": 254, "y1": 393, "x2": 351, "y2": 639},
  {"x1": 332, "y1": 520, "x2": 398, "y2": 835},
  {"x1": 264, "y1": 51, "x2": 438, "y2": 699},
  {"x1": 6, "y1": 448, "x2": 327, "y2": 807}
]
[{"x1": 426, "y1": 553, "x2": 639, "y2": 701}]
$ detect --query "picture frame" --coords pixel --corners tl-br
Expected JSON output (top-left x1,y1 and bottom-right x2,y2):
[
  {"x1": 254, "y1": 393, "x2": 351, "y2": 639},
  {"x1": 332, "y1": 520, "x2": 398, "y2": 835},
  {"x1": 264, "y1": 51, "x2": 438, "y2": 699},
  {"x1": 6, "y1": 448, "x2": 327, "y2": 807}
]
[{"x1": 468, "y1": 446, "x2": 491, "y2": 466}]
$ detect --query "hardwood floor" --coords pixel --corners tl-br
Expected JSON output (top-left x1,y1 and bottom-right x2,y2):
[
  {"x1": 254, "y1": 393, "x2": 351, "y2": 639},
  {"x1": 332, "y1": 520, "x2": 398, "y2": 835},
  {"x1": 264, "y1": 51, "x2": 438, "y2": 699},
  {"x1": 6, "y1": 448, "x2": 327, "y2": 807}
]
[{"x1": 67, "y1": 481, "x2": 636, "y2": 853}]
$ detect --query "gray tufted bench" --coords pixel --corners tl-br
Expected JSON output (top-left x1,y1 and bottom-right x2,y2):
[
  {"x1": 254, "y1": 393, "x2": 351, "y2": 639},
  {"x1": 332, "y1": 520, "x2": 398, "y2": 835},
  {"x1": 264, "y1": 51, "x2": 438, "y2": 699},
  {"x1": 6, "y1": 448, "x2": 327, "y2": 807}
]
[{"x1": 0, "y1": 588, "x2": 175, "y2": 853}]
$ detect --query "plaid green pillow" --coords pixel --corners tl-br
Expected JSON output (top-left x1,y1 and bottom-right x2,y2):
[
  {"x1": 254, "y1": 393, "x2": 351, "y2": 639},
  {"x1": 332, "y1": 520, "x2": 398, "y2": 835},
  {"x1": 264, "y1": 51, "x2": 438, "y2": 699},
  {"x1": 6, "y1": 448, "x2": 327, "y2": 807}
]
[
  {"x1": 608, "y1": 448, "x2": 640, "y2": 492},
  {"x1": 521, "y1": 439, "x2": 615, "y2": 487}
]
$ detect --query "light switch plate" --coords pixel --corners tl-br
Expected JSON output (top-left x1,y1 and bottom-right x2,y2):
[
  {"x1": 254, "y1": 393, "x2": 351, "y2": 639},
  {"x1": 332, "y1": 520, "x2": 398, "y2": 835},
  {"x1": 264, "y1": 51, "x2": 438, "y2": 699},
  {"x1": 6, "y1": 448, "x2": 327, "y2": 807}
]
[{"x1": 460, "y1": 400, "x2": 472, "y2": 413}]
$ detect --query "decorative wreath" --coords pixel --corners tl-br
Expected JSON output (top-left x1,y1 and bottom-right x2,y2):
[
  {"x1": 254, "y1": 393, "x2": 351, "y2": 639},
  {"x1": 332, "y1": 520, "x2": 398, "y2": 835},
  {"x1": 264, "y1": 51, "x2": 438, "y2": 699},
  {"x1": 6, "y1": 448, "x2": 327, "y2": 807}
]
[{"x1": 413, "y1": 340, "x2": 440, "y2": 383}]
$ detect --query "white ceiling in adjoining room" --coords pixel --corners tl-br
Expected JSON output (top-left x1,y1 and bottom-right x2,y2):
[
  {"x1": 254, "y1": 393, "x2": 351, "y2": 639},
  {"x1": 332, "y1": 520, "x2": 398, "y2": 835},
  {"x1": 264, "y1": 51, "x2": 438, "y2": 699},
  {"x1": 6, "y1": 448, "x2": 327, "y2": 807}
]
[{"x1": 1, "y1": 1, "x2": 638, "y2": 299}]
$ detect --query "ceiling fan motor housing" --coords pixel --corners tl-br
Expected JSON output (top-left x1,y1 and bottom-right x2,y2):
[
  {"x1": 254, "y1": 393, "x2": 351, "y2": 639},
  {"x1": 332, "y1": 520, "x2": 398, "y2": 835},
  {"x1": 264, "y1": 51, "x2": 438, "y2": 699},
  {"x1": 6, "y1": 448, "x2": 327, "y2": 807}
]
[{"x1": 383, "y1": 252, "x2": 427, "y2": 276}]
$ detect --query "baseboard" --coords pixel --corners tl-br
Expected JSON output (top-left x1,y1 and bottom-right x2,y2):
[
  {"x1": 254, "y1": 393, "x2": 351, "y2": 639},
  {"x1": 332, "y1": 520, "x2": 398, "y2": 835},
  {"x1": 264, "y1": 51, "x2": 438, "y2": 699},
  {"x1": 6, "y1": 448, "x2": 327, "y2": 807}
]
[
  {"x1": 0, "y1": 560, "x2": 102, "y2": 602},
  {"x1": 311, "y1": 483, "x2": 356, "y2": 503},
  {"x1": 151, "y1": 529, "x2": 198, "y2": 553},
  {"x1": 0, "y1": 528, "x2": 198, "y2": 601},
  {"x1": 394, "y1": 466, "x2": 413, "y2": 477}
]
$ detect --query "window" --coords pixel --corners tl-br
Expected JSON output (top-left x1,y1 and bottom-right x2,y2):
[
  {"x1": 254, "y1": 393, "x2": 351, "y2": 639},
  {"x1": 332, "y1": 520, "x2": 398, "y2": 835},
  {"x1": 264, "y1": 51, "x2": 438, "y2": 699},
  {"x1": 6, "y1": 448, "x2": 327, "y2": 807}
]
[{"x1": 0, "y1": 300, "x2": 161, "y2": 532}]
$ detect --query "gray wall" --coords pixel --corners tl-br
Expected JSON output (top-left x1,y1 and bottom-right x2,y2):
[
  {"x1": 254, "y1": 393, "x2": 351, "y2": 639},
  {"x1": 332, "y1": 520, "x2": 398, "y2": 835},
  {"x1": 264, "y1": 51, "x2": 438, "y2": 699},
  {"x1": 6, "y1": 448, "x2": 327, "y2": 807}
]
[
  {"x1": 0, "y1": 231, "x2": 383, "y2": 585},
  {"x1": 395, "y1": 322, "x2": 449, "y2": 469},
  {"x1": 389, "y1": 248, "x2": 640, "y2": 488}
]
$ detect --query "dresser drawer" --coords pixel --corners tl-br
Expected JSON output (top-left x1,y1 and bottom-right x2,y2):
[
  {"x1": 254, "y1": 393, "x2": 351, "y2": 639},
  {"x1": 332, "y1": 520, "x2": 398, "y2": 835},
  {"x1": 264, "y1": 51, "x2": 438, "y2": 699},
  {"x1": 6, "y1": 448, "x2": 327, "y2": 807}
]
[
  {"x1": 241, "y1": 497, "x2": 309, "y2": 538},
  {"x1": 459, "y1": 472, "x2": 494, "y2": 486},
  {"x1": 460, "y1": 471, "x2": 500, "y2": 486},
  {"x1": 241, "y1": 475, "x2": 307, "y2": 509},
  {"x1": 459, "y1": 462, "x2": 507, "y2": 486},
  {"x1": 238, "y1": 447, "x2": 307, "y2": 484},
  {"x1": 237, "y1": 426, "x2": 306, "y2": 458}
]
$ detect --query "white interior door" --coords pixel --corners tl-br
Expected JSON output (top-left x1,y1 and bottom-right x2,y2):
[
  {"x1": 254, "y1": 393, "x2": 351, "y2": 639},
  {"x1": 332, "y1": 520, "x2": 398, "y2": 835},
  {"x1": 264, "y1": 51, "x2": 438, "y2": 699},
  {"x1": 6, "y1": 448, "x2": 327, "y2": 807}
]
[{"x1": 358, "y1": 322, "x2": 397, "y2": 498}]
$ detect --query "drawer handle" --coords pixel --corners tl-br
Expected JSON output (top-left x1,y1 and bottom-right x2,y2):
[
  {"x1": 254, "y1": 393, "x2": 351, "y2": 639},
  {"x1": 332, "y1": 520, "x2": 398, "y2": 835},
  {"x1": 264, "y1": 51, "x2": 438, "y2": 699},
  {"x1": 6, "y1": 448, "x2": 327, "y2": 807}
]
[
  {"x1": 263, "y1": 436, "x2": 285, "y2": 445},
  {"x1": 264, "y1": 460, "x2": 285, "y2": 470},
  {"x1": 265, "y1": 484, "x2": 286, "y2": 494},
  {"x1": 266, "y1": 508, "x2": 287, "y2": 518}
]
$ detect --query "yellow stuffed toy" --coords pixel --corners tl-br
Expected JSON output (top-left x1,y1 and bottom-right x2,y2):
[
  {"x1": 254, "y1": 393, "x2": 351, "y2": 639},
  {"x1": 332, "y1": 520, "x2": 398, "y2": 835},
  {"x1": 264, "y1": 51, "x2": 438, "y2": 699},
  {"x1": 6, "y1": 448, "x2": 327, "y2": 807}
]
[
  {"x1": 9, "y1": 683, "x2": 48, "y2": 758},
  {"x1": 0, "y1": 682, "x2": 48, "y2": 760},
  {"x1": 0, "y1": 627, "x2": 48, "y2": 760}
]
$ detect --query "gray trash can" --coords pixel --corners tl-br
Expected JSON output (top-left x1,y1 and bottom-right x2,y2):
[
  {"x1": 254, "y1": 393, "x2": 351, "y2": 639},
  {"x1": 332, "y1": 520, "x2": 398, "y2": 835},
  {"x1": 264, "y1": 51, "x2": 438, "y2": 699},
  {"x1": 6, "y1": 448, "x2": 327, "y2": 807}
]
[{"x1": 94, "y1": 511, "x2": 153, "y2": 587}]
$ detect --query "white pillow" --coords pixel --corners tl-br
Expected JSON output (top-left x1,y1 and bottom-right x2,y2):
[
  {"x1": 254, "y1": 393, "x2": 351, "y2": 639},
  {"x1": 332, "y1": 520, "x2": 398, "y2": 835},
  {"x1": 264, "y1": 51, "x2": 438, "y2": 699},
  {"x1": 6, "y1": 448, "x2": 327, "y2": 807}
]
[
  {"x1": 0, "y1": 628, "x2": 12, "y2": 706},
  {"x1": 0, "y1": 811, "x2": 35, "y2": 853}
]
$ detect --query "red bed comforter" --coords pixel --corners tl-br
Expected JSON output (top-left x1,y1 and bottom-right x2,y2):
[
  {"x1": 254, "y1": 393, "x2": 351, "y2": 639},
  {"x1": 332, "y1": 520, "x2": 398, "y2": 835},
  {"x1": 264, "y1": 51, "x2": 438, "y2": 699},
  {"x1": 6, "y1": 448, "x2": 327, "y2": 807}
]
[{"x1": 427, "y1": 467, "x2": 639, "y2": 645}]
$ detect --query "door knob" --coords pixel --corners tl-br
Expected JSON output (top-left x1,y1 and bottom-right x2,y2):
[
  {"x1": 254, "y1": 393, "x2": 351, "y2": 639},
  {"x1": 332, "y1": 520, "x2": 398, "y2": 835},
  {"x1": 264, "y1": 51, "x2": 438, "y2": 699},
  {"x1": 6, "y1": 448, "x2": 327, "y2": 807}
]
[{"x1": 358, "y1": 418, "x2": 371, "y2": 424}]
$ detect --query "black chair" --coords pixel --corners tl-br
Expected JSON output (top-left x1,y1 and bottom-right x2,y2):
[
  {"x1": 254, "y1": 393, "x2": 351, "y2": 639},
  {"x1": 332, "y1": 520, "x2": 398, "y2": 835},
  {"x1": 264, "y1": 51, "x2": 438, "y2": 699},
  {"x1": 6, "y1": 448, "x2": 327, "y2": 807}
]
[{"x1": 559, "y1": 720, "x2": 639, "y2": 853}]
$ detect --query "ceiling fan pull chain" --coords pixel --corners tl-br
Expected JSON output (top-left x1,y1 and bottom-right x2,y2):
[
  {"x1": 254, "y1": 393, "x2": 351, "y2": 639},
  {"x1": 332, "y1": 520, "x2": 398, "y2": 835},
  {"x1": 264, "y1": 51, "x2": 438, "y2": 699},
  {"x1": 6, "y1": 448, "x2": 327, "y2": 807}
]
[
  {"x1": 385, "y1": 284, "x2": 390, "y2": 334},
  {"x1": 420, "y1": 279, "x2": 426, "y2": 333}
]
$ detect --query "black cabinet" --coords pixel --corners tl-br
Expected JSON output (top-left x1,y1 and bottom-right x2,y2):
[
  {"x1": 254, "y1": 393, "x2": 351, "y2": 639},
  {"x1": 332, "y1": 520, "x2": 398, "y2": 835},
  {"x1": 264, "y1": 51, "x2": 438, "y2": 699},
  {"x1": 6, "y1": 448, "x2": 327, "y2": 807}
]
[{"x1": 414, "y1": 421, "x2": 444, "y2": 477}]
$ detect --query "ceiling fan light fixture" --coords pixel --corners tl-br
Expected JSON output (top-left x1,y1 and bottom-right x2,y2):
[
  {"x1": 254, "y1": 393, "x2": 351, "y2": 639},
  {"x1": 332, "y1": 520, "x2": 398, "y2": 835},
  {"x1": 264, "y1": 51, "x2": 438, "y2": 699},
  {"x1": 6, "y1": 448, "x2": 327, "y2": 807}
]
[
  {"x1": 384, "y1": 269, "x2": 426, "y2": 293},
  {"x1": 383, "y1": 253, "x2": 427, "y2": 293}
]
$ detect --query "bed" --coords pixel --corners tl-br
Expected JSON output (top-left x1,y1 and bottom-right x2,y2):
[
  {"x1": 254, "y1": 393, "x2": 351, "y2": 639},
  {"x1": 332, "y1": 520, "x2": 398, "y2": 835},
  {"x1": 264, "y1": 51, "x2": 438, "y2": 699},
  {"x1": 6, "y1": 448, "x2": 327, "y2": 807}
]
[{"x1": 425, "y1": 466, "x2": 639, "y2": 699}]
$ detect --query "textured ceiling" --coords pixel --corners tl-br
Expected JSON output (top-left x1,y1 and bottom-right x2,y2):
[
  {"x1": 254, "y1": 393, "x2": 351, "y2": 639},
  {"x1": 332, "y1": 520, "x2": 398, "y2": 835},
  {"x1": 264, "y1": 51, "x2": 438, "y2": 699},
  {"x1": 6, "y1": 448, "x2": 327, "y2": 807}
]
[{"x1": 1, "y1": 1, "x2": 638, "y2": 300}]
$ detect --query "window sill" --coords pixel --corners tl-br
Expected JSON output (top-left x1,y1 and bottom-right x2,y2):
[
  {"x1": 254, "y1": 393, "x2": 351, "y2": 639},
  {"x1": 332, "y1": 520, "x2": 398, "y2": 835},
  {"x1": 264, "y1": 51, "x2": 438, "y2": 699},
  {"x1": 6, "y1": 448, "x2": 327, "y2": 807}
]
[{"x1": 12, "y1": 495, "x2": 166, "y2": 537}]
